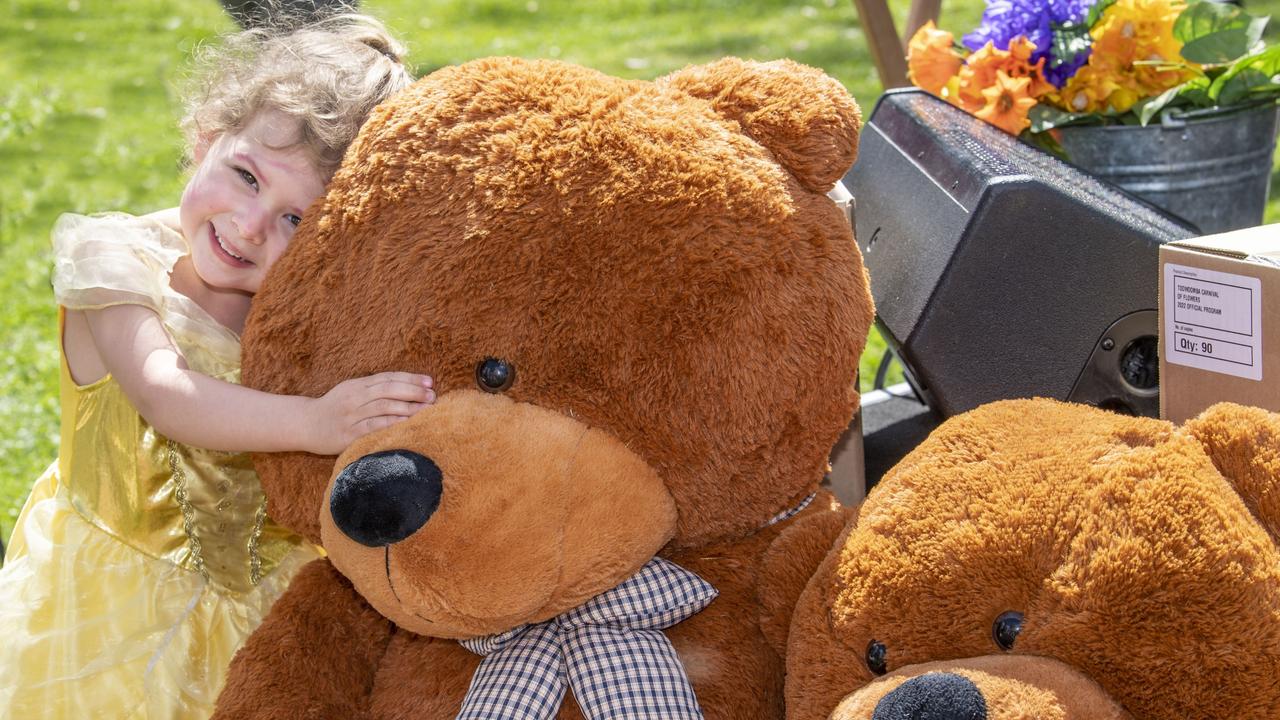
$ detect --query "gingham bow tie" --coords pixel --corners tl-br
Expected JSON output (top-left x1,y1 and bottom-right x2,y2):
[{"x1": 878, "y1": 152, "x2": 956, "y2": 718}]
[{"x1": 456, "y1": 556, "x2": 718, "y2": 720}]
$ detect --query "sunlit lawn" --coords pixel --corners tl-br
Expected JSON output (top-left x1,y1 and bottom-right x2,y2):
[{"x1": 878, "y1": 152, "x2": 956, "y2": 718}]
[{"x1": 2, "y1": 0, "x2": 1278, "y2": 542}]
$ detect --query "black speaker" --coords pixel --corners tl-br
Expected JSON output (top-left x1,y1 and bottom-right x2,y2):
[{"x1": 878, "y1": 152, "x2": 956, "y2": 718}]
[{"x1": 847, "y1": 89, "x2": 1197, "y2": 418}]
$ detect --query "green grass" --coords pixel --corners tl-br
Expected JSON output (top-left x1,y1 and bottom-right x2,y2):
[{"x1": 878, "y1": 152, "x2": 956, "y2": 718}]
[{"x1": 2, "y1": 0, "x2": 1278, "y2": 544}]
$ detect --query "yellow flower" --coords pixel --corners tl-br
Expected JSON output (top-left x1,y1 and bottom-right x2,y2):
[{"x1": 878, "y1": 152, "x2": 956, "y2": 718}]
[
  {"x1": 940, "y1": 73, "x2": 969, "y2": 109},
  {"x1": 1054, "y1": 0, "x2": 1199, "y2": 113},
  {"x1": 974, "y1": 70, "x2": 1038, "y2": 135},
  {"x1": 1051, "y1": 66, "x2": 1120, "y2": 113},
  {"x1": 907, "y1": 21, "x2": 964, "y2": 95},
  {"x1": 1106, "y1": 84, "x2": 1143, "y2": 113}
]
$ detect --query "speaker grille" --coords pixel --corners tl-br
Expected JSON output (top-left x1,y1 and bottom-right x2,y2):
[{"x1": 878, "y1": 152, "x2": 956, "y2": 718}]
[{"x1": 847, "y1": 89, "x2": 1196, "y2": 416}]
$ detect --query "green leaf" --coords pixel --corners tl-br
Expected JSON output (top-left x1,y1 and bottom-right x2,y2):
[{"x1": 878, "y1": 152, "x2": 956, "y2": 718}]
[
  {"x1": 1024, "y1": 129, "x2": 1070, "y2": 160},
  {"x1": 1208, "y1": 44, "x2": 1280, "y2": 101},
  {"x1": 1216, "y1": 68, "x2": 1276, "y2": 105},
  {"x1": 1049, "y1": 0, "x2": 1116, "y2": 70},
  {"x1": 1174, "y1": 3, "x2": 1269, "y2": 64},
  {"x1": 1180, "y1": 83, "x2": 1214, "y2": 106},
  {"x1": 1247, "y1": 15, "x2": 1271, "y2": 52},
  {"x1": 1050, "y1": 22, "x2": 1093, "y2": 68},
  {"x1": 1181, "y1": 31, "x2": 1258, "y2": 65},
  {"x1": 1129, "y1": 74, "x2": 1217, "y2": 125},
  {"x1": 1174, "y1": 1, "x2": 1238, "y2": 43},
  {"x1": 1134, "y1": 84, "x2": 1188, "y2": 125},
  {"x1": 1028, "y1": 104, "x2": 1098, "y2": 133}
]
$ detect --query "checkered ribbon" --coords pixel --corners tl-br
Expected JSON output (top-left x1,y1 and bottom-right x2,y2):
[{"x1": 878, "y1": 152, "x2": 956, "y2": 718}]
[
  {"x1": 457, "y1": 556, "x2": 717, "y2": 720},
  {"x1": 766, "y1": 492, "x2": 815, "y2": 526}
]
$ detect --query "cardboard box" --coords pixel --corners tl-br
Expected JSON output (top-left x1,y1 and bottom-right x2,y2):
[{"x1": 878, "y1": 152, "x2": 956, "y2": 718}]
[{"x1": 1159, "y1": 224, "x2": 1280, "y2": 424}]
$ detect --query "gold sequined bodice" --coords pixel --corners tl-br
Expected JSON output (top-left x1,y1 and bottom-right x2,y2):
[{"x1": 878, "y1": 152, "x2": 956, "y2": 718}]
[{"x1": 57, "y1": 344, "x2": 302, "y2": 594}]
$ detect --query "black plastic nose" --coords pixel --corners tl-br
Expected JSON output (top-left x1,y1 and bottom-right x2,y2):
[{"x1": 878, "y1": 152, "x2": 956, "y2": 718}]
[
  {"x1": 872, "y1": 672, "x2": 987, "y2": 720},
  {"x1": 330, "y1": 449, "x2": 443, "y2": 547}
]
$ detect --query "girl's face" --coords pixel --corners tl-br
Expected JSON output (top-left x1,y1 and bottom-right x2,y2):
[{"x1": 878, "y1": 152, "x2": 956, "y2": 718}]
[{"x1": 179, "y1": 110, "x2": 327, "y2": 295}]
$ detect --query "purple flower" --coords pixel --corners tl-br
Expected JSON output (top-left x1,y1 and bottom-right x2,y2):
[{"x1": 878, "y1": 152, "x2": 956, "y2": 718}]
[{"x1": 963, "y1": 0, "x2": 1097, "y2": 86}]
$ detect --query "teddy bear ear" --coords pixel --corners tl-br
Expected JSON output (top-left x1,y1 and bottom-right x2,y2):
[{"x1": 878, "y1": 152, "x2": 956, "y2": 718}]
[
  {"x1": 1183, "y1": 403, "x2": 1280, "y2": 544},
  {"x1": 657, "y1": 57, "x2": 861, "y2": 193}
]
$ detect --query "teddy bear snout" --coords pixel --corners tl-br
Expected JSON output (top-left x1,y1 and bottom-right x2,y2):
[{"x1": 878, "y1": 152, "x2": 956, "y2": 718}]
[
  {"x1": 329, "y1": 449, "x2": 444, "y2": 547},
  {"x1": 871, "y1": 673, "x2": 986, "y2": 720}
]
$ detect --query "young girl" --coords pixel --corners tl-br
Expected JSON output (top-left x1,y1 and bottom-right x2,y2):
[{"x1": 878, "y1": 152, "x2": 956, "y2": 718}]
[{"x1": 0, "y1": 13, "x2": 417, "y2": 717}]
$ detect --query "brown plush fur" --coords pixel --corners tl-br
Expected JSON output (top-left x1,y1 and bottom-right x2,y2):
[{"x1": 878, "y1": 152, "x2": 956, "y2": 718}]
[
  {"x1": 786, "y1": 400, "x2": 1280, "y2": 720},
  {"x1": 215, "y1": 56, "x2": 872, "y2": 718},
  {"x1": 758, "y1": 495, "x2": 856, "y2": 656}
]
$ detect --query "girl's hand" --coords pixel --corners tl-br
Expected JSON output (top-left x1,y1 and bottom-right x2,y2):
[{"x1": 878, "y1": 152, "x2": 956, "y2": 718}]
[{"x1": 306, "y1": 372, "x2": 435, "y2": 455}]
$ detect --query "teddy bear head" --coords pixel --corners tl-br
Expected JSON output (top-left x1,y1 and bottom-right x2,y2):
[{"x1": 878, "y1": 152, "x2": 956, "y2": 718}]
[
  {"x1": 786, "y1": 400, "x2": 1280, "y2": 720},
  {"x1": 241, "y1": 57, "x2": 872, "y2": 639}
]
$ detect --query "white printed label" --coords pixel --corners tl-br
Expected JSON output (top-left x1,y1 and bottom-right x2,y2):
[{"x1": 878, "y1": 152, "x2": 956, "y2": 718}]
[{"x1": 1164, "y1": 263, "x2": 1263, "y2": 381}]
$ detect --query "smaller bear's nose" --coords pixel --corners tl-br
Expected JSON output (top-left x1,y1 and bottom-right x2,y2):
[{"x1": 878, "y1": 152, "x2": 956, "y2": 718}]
[
  {"x1": 872, "y1": 672, "x2": 987, "y2": 720},
  {"x1": 330, "y1": 449, "x2": 443, "y2": 547}
]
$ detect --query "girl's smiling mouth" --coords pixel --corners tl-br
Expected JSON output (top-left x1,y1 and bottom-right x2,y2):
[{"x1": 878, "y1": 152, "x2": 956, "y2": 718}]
[{"x1": 209, "y1": 223, "x2": 254, "y2": 267}]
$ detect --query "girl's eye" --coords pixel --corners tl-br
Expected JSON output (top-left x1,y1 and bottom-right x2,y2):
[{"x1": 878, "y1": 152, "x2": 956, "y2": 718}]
[
  {"x1": 287, "y1": 214, "x2": 302, "y2": 228},
  {"x1": 235, "y1": 167, "x2": 259, "y2": 190}
]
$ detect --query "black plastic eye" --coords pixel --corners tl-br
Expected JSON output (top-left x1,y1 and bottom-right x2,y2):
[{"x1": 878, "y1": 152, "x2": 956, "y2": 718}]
[
  {"x1": 476, "y1": 358, "x2": 515, "y2": 393},
  {"x1": 865, "y1": 639, "x2": 888, "y2": 676},
  {"x1": 993, "y1": 610, "x2": 1024, "y2": 651}
]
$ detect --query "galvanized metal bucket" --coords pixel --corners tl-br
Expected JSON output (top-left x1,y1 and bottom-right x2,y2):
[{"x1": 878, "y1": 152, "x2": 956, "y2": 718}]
[{"x1": 1055, "y1": 102, "x2": 1279, "y2": 234}]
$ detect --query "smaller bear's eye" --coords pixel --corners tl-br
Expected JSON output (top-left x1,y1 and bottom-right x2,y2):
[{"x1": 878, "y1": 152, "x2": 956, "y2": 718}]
[
  {"x1": 865, "y1": 639, "x2": 888, "y2": 676},
  {"x1": 476, "y1": 358, "x2": 515, "y2": 393},
  {"x1": 992, "y1": 611, "x2": 1024, "y2": 651}
]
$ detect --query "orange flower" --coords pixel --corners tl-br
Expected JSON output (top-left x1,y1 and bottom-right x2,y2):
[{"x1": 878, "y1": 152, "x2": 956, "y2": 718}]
[
  {"x1": 974, "y1": 70, "x2": 1038, "y2": 135},
  {"x1": 949, "y1": 62, "x2": 990, "y2": 113},
  {"x1": 955, "y1": 39, "x2": 1054, "y2": 113},
  {"x1": 1004, "y1": 37, "x2": 1055, "y2": 98},
  {"x1": 950, "y1": 42, "x2": 1003, "y2": 112},
  {"x1": 907, "y1": 21, "x2": 964, "y2": 95},
  {"x1": 916, "y1": 30, "x2": 1052, "y2": 129},
  {"x1": 963, "y1": 42, "x2": 1004, "y2": 86}
]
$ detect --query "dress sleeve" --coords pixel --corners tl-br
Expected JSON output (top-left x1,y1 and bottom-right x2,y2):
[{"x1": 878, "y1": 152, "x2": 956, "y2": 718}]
[{"x1": 51, "y1": 212, "x2": 189, "y2": 313}]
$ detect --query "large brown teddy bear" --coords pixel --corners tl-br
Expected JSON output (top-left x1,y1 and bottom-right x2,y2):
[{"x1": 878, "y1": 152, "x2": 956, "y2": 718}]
[
  {"x1": 785, "y1": 399, "x2": 1280, "y2": 720},
  {"x1": 212, "y1": 56, "x2": 873, "y2": 718}
]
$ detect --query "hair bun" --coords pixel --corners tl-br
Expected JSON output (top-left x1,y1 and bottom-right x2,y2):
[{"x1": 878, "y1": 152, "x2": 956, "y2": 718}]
[{"x1": 361, "y1": 34, "x2": 403, "y2": 64}]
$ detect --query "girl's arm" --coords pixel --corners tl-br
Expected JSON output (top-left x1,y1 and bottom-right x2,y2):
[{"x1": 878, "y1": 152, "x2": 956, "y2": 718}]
[{"x1": 79, "y1": 303, "x2": 432, "y2": 455}]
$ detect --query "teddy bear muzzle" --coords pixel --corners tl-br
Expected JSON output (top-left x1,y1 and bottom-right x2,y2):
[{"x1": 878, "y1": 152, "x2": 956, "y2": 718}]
[
  {"x1": 868, "y1": 673, "x2": 986, "y2": 720},
  {"x1": 828, "y1": 656, "x2": 1133, "y2": 720},
  {"x1": 329, "y1": 449, "x2": 444, "y2": 548},
  {"x1": 317, "y1": 389, "x2": 680, "y2": 639}
]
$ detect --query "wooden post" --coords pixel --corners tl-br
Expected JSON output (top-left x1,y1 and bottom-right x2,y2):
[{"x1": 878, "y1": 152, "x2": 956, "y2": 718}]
[
  {"x1": 851, "y1": 0, "x2": 910, "y2": 89},
  {"x1": 903, "y1": 0, "x2": 943, "y2": 46},
  {"x1": 823, "y1": 197, "x2": 867, "y2": 507},
  {"x1": 850, "y1": 0, "x2": 945, "y2": 90},
  {"x1": 825, "y1": 409, "x2": 867, "y2": 506}
]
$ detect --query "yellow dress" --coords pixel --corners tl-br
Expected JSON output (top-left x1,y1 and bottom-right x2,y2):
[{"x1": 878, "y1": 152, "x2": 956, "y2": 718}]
[{"x1": 0, "y1": 213, "x2": 318, "y2": 718}]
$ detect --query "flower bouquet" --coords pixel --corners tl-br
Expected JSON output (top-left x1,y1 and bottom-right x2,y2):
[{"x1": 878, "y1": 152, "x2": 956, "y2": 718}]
[{"x1": 906, "y1": 0, "x2": 1280, "y2": 140}]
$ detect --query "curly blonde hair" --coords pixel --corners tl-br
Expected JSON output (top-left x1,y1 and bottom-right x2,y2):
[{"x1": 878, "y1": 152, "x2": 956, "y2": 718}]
[{"x1": 181, "y1": 11, "x2": 414, "y2": 177}]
